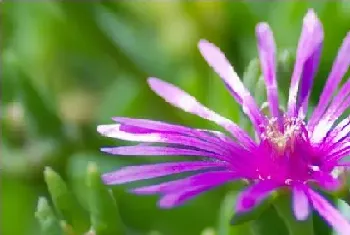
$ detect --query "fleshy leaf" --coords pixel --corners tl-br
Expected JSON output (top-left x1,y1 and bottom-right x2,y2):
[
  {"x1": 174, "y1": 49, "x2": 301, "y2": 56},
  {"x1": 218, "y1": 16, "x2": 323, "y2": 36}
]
[
  {"x1": 274, "y1": 192, "x2": 314, "y2": 235},
  {"x1": 218, "y1": 191, "x2": 254, "y2": 235},
  {"x1": 86, "y1": 162, "x2": 125, "y2": 235},
  {"x1": 35, "y1": 197, "x2": 63, "y2": 235},
  {"x1": 44, "y1": 167, "x2": 89, "y2": 233}
]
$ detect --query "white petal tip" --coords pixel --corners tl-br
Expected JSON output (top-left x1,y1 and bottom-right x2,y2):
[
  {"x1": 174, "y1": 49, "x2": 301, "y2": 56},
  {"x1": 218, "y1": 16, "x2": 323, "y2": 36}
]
[
  {"x1": 97, "y1": 125, "x2": 110, "y2": 134},
  {"x1": 198, "y1": 39, "x2": 220, "y2": 56},
  {"x1": 295, "y1": 213, "x2": 310, "y2": 221},
  {"x1": 100, "y1": 147, "x2": 112, "y2": 153},
  {"x1": 198, "y1": 39, "x2": 211, "y2": 48},
  {"x1": 304, "y1": 9, "x2": 321, "y2": 27},
  {"x1": 256, "y1": 22, "x2": 270, "y2": 34},
  {"x1": 97, "y1": 124, "x2": 120, "y2": 135},
  {"x1": 147, "y1": 77, "x2": 160, "y2": 86}
]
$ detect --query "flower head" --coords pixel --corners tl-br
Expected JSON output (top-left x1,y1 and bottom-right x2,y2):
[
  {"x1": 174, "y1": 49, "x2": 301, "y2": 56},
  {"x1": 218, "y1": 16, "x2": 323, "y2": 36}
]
[{"x1": 98, "y1": 9, "x2": 350, "y2": 233}]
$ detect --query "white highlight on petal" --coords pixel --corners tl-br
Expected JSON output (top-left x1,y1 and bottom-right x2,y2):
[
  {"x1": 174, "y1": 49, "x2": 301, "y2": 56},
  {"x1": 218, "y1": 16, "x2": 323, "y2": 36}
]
[{"x1": 97, "y1": 124, "x2": 162, "y2": 142}]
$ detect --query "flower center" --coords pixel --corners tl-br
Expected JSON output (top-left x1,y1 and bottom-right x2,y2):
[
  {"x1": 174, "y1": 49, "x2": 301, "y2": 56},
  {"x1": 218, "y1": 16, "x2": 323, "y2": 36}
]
[{"x1": 261, "y1": 117, "x2": 305, "y2": 155}]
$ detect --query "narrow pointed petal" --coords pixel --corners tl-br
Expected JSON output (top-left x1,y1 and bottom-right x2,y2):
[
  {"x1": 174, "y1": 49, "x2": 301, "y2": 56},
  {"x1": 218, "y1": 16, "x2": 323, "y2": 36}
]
[
  {"x1": 313, "y1": 116, "x2": 350, "y2": 143},
  {"x1": 236, "y1": 181, "x2": 279, "y2": 213},
  {"x1": 147, "y1": 77, "x2": 256, "y2": 148},
  {"x1": 113, "y1": 117, "x2": 209, "y2": 138},
  {"x1": 307, "y1": 188, "x2": 350, "y2": 235},
  {"x1": 198, "y1": 40, "x2": 265, "y2": 131},
  {"x1": 292, "y1": 186, "x2": 310, "y2": 220},
  {"x1": 312, "y1": 80, "x2": 350, "y2": 135},
  {"x1": 337, "y1": 162, "x2": 350, "y2": 167},
  {"x1": 101, "y1": 146, "x2": 221, "y2": 159},
  {"x1": 102, "y1": 161, "x2": 227, "y2": 185},
  {"x1": 327, "y1": 96, "x2": 350, "y2": 123},
  {"x1": 158, "y1": 186, "x2": 206, "y2": 208},
  {"x1": 309, "y1": 32, "x2": 350, "y2": 127},
  {"x1": 323, "y1": 78, "x2": 350, "y2": 120},
  {"x1": 315, "y1": 114, "x2": 349, "y2": 145},
  {"x1": 298, "y1": 44, "x2": 322, "y2": 118},
  {"x1": 98, "y1": 124, "x2": 162, "y2": 142},
  {"x1": 157, "y1": 173, "x2": 235, "y2": 208},
  {"x1": 312, "y1": 172, "x2": 341, "y2": 191},
  {"x1": 112, "y1": 117, "x2": 237, "y2": 149},
  {"x1": 327, "y1": 146, "x2": 350, "y2": 163},
  {"x1": 256, "y1": 23, "x2": 280, "y2": 118},
  {"x1": 332, "y1": 117, "x2": 350, "y2": 142},
  {"x1": 287, "y1": 9, "x2": 323, "y2": 116},
  {"x1": 97, "y1": 124, "x2": 230, "y2": 158},
  {"x1": 131, "y1": 171, "x2": 237, "y2": 195}
]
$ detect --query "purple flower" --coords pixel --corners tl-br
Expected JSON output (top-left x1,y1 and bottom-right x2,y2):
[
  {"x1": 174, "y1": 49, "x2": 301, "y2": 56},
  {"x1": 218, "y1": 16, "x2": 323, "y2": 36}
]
[{"x1": 98, "y1": 9, "x2": 350, "y2": 233}]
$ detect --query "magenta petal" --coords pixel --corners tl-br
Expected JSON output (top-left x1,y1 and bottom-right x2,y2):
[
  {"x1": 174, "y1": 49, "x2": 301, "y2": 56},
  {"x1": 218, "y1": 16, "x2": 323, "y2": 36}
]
[
  {"x1": 97, "y1": 124, "x2": 229, "y2": 158},
  {"x1": 98, "y1": 124, "x2": 162, "y2": 142},
  {"x1": 328, "y1": 145, "x2": 350, "y2": 163},
  {"x1": 307, "y1": 188, "x2": 350, "y2": 234},
  {"x1": 112, "y1": 117, "x2": 239, "y2": 150},
  {"x1": 102, "y1": 161, "x2": 226, "y2": 185},
  {"x1": 332, "y1": 118, "x2": 350, "y2": 143},
  {"x1": 236, "y1": 181, "x2": 278, "y2": 213},
  {"x1": 256, "y1": 23, "x2": 280, "y2": 118},
  {"x1": 309, "y1": 31, "x2": 350, "y2": 128},
  {"x1": 292, "y1": 186, "x2": 310, "y2": 220},
  {"x1": 322, "y1": 78, "x2": 350, "y2": 123},
  {"x1": 147, "y1": 77, "x2": 256, "y2": 148},
  {"x1": 313, "y1": 172, "x2": 341, "y2": 191},
  {"x1": 287, "y1": 9, "x2": 323, "y2": 116},
  {"x1": 197, "y1": 40, "x2": 265, "y2": 132},
  {"x1": 314, "y1": 116, "x2": 350, "y2": 143},
  {"x1": 337, "y1": 162, "x2": 350, "y2": 167},
  {"x1": 131, "y1": 171, "x2": 237, "y2": 195},
  {"x1": 113, "y1": 117, "x2": 209, "y2": 138},
  {"x1": 298, "y1": 43, "x2": 322, "y2": 118},
  {"x1": 158, "y1": 187, "x2": 206, "y2": 208},
  {"x1": 157, "y1": 174, "x2": 234, "y2": 208},
  {"x1": 101, "y1": 146, "x2": 221, "y2": 159}
]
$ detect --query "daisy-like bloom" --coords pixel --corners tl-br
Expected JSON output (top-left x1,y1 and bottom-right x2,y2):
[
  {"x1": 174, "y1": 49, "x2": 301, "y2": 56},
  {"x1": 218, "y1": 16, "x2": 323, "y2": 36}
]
[{"x1": 98, "y1": 9, "x2": 350, "y2": 233}]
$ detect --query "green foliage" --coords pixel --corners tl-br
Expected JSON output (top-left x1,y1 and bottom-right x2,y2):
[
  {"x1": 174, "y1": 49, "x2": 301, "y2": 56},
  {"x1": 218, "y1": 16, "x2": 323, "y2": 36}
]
[
  {"x1": 38, "y1": 166, "x2": 125, "y2": 235},
  {"x1": 44, "y1": 167, "x2": 90, "y2": 234},
  {"x1": 35, "y1": 197, "x2": 63, "y2": 235},
  {"x1": 86, "y1": 163, "x2": 124, "y2": 235},
  {"x1": 273, "y1": 193, "x2": 313, "y2": 235},
  {"x1": 2, "y1": 1, "x2": 350, "y2": 235}
]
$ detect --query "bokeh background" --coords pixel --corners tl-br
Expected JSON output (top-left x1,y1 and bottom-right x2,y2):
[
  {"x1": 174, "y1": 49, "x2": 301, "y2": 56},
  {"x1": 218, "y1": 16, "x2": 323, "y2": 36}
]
[{"x1": 2, "y1": 1, "x2": 350, "y2": 235}]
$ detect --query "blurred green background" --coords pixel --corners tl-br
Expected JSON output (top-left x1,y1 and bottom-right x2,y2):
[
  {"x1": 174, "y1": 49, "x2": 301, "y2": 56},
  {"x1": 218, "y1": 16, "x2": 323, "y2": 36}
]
[{"x1": 2, "y1": 1, "x2": 350, "y2": 235}]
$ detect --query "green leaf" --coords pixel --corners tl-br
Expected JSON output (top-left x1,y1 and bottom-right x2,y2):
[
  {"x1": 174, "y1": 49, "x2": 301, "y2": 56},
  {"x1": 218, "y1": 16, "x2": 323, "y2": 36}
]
[
  {"x1": 60, "y1": 221, "x2": 75, "y2": 235},
  {"x1": 94, "y1": 4, "x2": 170, "y2": 78},
  {"x1": 219, "y1": 191, "x2": 253, "y2": 235},
  {"x1": 44, "y1": 167, "x2": 89, "y2": 233},
  {"x1": 201, "y1": 227, "x2": 217, "y2": 235},
  {"x1": 273, "y1": 193, "x2": 313, "y2": 235},
  {"x1": 242, "y1": 58, "x2": 261, "y2": 92},
  {"x1": 16, "y1": 70, "x2": 64, "y2": 139},
  {"x1": 86, "y1": 162, "x2": 125, "y2": 235},
  {"x1": 35, "y1": 197, "x2": 63, "y2": 235},
  {"x1": 277, "y1": 50, "x2": 295, "y2": 107},
  {"x1": 251, "y1": 205, "x2": 288, "y2": 235}
]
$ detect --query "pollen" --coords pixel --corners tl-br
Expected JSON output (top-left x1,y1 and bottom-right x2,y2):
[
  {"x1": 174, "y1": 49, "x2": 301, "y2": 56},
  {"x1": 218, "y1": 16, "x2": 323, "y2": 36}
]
[{"x1": 262, "y1": 117, "x2": 304, "y2": 154}]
